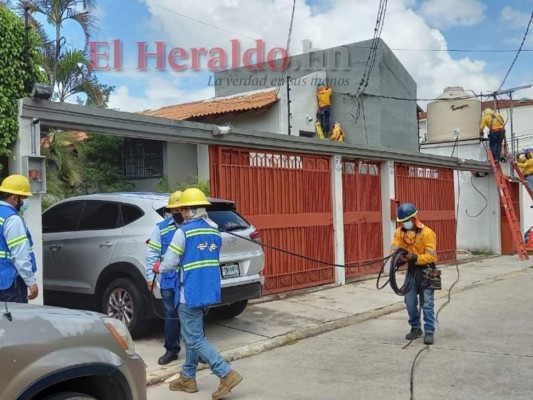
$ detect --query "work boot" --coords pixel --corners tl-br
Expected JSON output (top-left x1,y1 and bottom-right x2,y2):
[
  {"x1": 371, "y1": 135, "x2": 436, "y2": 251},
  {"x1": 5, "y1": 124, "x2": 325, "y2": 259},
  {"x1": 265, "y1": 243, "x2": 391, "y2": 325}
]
[
  {"x1": 158, "y1": 351, "x2": 178, "y2": 365},
  {"x1": 405, "y1": 328, "x2": 423, "y2": 340},
  {"x1": 169, "y1": 375, "x2": 198, "y2": 393},
  {"x1": 424, "y1": 333, "x2": 435, "y2": 345},
  {"x1": 212, "y1": 370, "x2": 243, "y2": 400}
]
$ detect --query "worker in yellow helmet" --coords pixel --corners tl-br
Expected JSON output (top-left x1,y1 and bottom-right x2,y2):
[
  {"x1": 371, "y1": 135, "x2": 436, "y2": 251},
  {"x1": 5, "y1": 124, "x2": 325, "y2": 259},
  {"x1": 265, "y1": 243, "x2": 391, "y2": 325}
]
[
  {"x1": 0, "y1": 174, "x2": 38, "y2": 303},
  {"x1": 146, "y1": 190, "x2": 183, "y2": 365},
  {"x1": 159, "y1": 188, "x2": 243, "y2": 399},
  {"x1": 479, "y1": 108, "x2": 506, "y2": 164}
]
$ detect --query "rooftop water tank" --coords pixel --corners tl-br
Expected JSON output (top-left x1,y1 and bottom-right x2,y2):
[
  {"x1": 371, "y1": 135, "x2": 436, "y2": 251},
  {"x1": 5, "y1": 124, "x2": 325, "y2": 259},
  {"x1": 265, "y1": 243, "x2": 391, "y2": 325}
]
[{"x1": 426, "y1": 87, "x2": 481, "y2": 143}]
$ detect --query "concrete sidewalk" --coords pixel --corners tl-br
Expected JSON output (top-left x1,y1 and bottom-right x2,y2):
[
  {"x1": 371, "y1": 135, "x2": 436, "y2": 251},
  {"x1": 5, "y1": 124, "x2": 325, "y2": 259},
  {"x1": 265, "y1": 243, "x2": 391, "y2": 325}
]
[{"x1": 134, "y1": 255, "x2": 532, "y2": 386}]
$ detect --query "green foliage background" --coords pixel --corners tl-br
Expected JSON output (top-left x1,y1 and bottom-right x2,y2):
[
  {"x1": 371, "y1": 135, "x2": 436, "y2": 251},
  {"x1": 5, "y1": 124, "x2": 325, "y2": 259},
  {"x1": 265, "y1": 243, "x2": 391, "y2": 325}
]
[{"x1": 0, "y1": 6, "x2": 45, "y2": 168}]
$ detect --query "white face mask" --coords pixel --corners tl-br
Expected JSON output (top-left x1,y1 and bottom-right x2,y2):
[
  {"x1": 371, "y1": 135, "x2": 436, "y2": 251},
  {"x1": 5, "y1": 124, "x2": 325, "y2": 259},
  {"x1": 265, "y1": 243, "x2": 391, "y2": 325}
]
[
  {"x1": 20, "y1": 199, "x2": 30, "y2": 213},
  {"x1": 402, "y1": 220, "x2": 414, "y2": 230}
]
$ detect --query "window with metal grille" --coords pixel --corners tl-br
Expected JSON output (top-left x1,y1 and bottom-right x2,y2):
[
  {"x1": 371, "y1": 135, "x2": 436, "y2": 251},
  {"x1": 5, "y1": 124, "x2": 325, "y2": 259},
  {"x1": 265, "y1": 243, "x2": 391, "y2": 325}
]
[{"x1": 122, "y1": 139, "x2": 163, "y2": 179}]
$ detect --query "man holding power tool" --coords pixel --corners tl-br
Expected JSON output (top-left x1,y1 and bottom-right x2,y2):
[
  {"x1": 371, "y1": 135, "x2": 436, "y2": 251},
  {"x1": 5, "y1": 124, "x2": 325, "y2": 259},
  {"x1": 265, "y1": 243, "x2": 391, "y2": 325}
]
[{"x1": 391, "y1": 202, "x2": 440, "y2": 345}]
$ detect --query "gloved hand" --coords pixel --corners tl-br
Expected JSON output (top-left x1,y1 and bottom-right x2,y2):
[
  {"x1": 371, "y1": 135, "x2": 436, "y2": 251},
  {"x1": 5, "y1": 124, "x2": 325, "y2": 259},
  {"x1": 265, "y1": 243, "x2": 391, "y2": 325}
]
[
  {"x1": 399, "y1": 252, "x2": 417, "y2": 264},
  {"x1": 152, "y1": 260, "x2": 161, "y2": 274}
]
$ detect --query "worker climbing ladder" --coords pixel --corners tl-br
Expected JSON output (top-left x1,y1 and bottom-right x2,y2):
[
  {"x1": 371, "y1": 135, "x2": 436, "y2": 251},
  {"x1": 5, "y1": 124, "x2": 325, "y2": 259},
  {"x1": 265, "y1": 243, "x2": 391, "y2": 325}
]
[
  {"x1": 511, "y1": 162, "x2": 533, "y2": 201},
  {"x1": 485, "y1": 146, "x2": 529, "y2": 260}
]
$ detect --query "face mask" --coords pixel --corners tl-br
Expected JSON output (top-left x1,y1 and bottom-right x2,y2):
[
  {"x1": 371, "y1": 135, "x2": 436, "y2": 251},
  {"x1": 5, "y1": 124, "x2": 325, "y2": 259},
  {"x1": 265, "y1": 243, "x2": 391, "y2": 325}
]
[
  {"x1": 15, "y1": 197, "x2": 28, "y2": 212},
  {"x1": 402, "y1": 220, "x2": 414, "y2": 230},
  {"x1": 172, "y1": 213, "x2": 184, "y2": 224}
]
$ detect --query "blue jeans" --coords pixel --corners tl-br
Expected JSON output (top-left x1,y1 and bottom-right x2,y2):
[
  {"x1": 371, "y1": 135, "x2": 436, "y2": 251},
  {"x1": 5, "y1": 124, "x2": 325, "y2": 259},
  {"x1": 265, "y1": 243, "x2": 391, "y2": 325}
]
[
  {"x1": 404, "y1": 275, "x2": 435, "y2": 334},
  {"x1": 179, "y1": 303, "x2": 231, "y2": 379},
  {"x1": 161, "y1": 289, "x2": 181, "y2": 356},
  {"x1": 489, "y1": 130, "x2": 505, "y2": 161},
  {"x1": 318, "y1": 106, "x2": 331, "y2": 135},
  {"x1": 0, "y1": 276, "x2": 27, "y2": 303}
]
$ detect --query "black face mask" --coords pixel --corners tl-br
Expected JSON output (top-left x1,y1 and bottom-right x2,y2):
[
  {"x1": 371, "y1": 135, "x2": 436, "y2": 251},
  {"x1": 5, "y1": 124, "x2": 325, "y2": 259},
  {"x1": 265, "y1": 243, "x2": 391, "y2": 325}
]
[
  {"x1": 173, "y1": 213, "x2": 184, "y2": 225},
  {"x1": 15, "y1": 197, "x2": 23, "y2": 211}
]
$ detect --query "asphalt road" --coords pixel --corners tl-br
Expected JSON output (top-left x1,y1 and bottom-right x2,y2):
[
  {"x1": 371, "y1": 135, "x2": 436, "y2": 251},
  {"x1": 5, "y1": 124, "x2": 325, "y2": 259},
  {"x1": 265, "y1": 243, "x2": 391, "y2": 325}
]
[{"x1": 148, "y1": 269, "x2": 533, "y2": 400}]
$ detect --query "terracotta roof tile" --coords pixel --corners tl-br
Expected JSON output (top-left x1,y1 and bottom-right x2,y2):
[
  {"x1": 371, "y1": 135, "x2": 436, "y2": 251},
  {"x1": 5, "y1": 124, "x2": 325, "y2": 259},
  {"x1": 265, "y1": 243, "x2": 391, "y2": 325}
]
[{"x1": 142, "y1": 89, "x2": 278, "y2": 120}]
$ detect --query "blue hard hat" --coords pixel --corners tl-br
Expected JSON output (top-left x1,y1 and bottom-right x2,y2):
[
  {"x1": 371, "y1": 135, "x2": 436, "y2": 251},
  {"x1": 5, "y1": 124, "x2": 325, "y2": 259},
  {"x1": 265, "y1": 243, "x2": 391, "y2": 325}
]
[
  {"x1": 397, "y1": 202, "x2": 418, "y2": 222},
  {"x1": 317, "y1": 80, "x2": 324, "y2": 87}
]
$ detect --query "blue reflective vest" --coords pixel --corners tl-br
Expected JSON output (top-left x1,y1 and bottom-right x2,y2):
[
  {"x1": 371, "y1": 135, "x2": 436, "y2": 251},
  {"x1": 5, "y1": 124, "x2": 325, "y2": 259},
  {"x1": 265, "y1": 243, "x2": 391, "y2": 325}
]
[
  {"x1": 180, "y1": 218, "x2": 222, "y2": 307},
  {"x1": 157, "y1": 218, "x2": 178, "y2": 290},
  {"x1": 0, "y1": 205, "x2": 37, "y2": 290}
]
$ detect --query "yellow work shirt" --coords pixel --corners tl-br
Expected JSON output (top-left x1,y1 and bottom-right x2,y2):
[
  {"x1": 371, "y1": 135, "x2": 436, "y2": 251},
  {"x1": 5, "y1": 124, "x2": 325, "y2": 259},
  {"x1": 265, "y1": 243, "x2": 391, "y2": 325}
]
[
  {"x1": 317, "y1": 86, "x2": 332, "y2": 108},
  {"x1": 390, "y1": 224, "x2": 438, "y2": 266}
]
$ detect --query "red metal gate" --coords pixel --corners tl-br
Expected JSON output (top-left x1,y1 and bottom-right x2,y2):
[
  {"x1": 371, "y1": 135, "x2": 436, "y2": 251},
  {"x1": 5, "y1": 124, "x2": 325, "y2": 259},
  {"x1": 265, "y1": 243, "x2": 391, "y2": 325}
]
[
  {"x1": 209, "y1": 146, "x2": 335, "y2": 294},
  {"x1": 394, "y1": 164, "x2": 456, "y2": 263},
  {"x1": 342, "y1": 160, "x2": 383, "y2": 277}
]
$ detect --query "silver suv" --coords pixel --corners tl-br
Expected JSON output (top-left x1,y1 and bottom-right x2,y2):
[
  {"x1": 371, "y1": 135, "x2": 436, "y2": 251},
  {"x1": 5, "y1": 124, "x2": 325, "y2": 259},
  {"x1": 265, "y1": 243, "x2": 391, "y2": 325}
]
[
  {"x1": 42, "y1": 192, "x2": 264, "y2": 338},
  {"x1": 0, "y1": 302, "x2": 146, "y2": 400}
]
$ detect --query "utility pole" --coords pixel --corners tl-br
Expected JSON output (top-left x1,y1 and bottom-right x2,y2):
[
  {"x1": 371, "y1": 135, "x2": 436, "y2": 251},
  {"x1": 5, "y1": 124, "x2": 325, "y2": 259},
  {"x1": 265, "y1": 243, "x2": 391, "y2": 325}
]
[{"x1": 286, "y1": 75, "x2": 292, "y2": 136}]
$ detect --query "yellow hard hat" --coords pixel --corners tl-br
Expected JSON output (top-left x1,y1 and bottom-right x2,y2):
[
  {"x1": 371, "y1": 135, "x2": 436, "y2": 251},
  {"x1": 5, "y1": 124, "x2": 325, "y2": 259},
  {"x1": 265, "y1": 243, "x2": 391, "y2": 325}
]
[
  {"x1": 175, "y1": 188, "x2": 211, "y2": 208},
  {"x1": 0, "y1": 174, "x2": 33, "y2": 197},
  {"x1": 166, "y1": 190, "x2": 182, "y2": 209},
  {"x1": 483, "y1": 108, "x2": 494, "y2": 116}
]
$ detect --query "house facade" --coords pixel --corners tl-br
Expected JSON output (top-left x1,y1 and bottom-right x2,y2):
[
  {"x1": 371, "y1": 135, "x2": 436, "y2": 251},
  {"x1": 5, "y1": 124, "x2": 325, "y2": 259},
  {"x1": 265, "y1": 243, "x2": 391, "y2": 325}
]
[{"x1": 418, "y1": 89, "x2": 533, "y2": 254}]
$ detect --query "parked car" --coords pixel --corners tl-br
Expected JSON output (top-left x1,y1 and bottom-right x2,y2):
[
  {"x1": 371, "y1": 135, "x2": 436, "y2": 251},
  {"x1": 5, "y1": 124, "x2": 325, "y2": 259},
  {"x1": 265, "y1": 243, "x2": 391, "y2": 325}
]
[
  {"x1": 0, "y1": 302, "x2": 146, "y2": 400},
  {"x1": 42, "y1": 192, "x2": 264, "y2": 338}
]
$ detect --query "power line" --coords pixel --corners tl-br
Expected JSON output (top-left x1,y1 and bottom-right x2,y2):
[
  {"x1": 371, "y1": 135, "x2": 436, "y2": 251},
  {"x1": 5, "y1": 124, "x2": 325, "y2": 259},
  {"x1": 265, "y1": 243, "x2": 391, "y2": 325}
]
[
  {"x1": 276, "y1": 0, "x2": 296, "y2": 97},
  {"x1": 143, "y1": 0, "x2": 267, "y2": 45},
  {"x1": 497, "y1": 11, "x2": 533, "y2": 92}
]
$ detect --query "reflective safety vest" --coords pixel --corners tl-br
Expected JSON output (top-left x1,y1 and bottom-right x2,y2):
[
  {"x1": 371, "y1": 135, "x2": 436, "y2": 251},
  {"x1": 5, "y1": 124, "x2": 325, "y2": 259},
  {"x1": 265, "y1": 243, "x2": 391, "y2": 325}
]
[
  {"x1": 156, "y1": 218, "x2": 178, "y2": 290},
  {"x1": 180, "y1": 218, "x2": 222, "y2": 307},
  {"x1": 0, "y1": 205, "x2": 37, "y2": 290}
]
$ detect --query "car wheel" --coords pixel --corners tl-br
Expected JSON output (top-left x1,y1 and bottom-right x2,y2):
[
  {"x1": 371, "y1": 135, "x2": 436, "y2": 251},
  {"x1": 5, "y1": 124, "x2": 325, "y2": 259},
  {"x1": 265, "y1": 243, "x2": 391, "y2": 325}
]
[
  {"x1": 41, "y1": 392, "x2": 96, "y2": 400},
  {"x1": 211, "y1": 300, "x2": 248, "y2": 319},
  {"x1": 101, "y1": 278, "x2": 150, "y2": 338}
]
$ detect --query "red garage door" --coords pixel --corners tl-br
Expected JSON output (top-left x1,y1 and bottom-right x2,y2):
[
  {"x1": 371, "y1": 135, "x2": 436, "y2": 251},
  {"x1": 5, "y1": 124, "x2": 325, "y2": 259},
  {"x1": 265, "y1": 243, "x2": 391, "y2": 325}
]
[
  {"x1": 394, "y1": 163, "x2": 456, "y2": 263},
  {"x1": 210, "y1": 146, "x2": 335, "y2": 294}
]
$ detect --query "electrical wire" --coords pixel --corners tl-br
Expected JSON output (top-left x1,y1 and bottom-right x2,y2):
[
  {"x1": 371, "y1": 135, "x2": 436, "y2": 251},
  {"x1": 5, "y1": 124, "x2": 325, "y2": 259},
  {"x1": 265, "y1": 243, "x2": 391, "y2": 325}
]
[
  {"x1": 276, "y1": 0, "x2": 296, "y2": 98},
  {"x1": 465, "y1": 175, "x2": 488, "y2": 218},
  {"x1": 349, "y1": 0, "x2": 388, "y2": 124},
  {"x1": 496, "y1": 11, "x2": 533, "y2": 92},
  {"x1": 148, "y1": 230, "x2": 394, "y2": 320}
]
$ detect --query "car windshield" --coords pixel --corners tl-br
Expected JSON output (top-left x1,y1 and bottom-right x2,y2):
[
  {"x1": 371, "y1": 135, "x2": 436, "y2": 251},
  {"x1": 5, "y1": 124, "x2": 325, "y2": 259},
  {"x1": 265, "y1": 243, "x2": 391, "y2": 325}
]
[{"x1": 155, "y1": 201, "x2": 251, "y2": 232}]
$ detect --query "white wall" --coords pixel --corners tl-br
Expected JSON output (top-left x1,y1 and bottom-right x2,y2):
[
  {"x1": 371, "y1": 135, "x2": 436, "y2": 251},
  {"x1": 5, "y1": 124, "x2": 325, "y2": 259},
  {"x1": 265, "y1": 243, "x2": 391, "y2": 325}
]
[
  {"x1": 14, "y1": 109, "x2": 43, "y2": 304},
  {"x1": 420, "y1": 140, "x2": 501, "y2": 254}
]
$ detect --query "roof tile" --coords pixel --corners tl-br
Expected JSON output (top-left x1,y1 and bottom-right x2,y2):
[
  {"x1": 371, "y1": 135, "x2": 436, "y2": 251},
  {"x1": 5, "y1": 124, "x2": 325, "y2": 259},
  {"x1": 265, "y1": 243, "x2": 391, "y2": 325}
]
[{"x1": 142, "y1": 89, "x2": 278, "y2": 120}]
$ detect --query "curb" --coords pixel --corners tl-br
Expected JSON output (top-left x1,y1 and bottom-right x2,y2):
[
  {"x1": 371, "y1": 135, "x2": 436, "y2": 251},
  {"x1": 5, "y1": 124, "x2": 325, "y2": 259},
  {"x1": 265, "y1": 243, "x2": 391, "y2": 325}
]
[{"x1": 145, "y1": 265, "x2": 532, "y2": 387}]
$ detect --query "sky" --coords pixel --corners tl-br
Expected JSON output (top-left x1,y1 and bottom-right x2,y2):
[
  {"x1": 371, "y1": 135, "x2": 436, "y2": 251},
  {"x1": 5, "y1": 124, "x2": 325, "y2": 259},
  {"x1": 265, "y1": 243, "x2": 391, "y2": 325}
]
[{"x1": 57, "y1": 0, "x2": 533, "y2": 113}]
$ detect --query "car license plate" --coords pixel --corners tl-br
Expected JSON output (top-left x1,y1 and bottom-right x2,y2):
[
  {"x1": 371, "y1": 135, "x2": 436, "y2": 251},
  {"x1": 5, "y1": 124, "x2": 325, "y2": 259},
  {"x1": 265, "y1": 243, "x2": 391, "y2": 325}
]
[{"x1": 221, "y1": 263, "x2": 240, "y2": 279}]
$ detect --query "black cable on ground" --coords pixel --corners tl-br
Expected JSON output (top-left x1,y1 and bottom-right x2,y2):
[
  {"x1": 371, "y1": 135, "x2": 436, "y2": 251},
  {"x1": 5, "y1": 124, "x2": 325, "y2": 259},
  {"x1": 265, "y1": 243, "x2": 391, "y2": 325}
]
[{"x1": 149, "y1": 230, "x2": 393, "y2": 320}]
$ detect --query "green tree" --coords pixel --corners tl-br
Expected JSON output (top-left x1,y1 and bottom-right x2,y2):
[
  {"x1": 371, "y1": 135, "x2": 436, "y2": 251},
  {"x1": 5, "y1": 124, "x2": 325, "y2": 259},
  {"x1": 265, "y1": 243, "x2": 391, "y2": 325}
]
[
  {"x1": 41, "y1": 130, "x2": 86, "y2": 199},
  {"x1": 0, "y1": 4, "x2": 44, "y2": 170},
  {"x1": 21, "y1": 0, "x2": 96, "y2": 88},
  {"x1": 55, "y1": 49, "x2": 111, "y2": 107},
  {"x1": 75, "y1": 133, "x2": 134, "y2": 195}
]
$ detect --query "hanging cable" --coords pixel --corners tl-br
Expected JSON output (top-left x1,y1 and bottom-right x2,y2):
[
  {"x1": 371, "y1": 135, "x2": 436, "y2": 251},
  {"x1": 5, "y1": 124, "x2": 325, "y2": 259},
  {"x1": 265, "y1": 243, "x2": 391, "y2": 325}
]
[
  {"x1": 276, "y1": 0, "x2": 296, "y2": 97},
  {"x1": 496, "y1": 11, "x2": 533, "y2": 92},
  {"x1": 466, "y1": 174, "x2": 488, "y2": 218}
]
